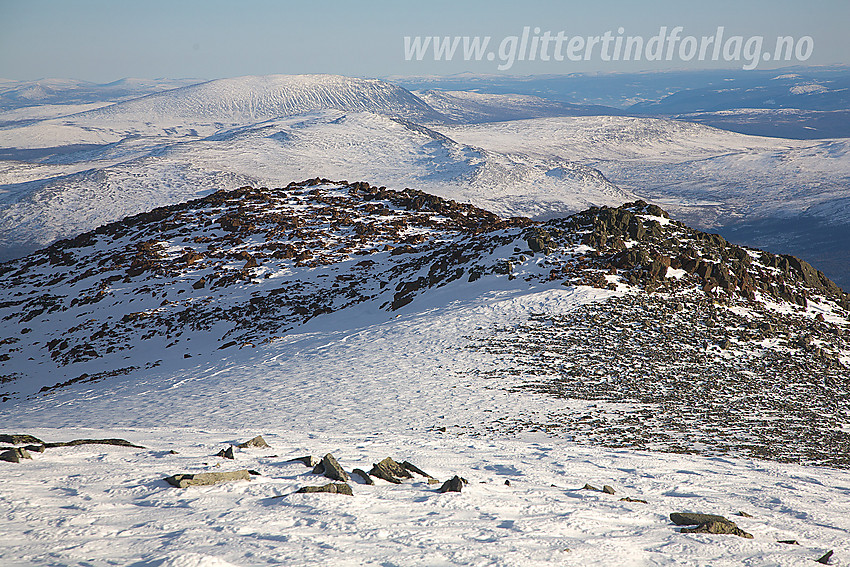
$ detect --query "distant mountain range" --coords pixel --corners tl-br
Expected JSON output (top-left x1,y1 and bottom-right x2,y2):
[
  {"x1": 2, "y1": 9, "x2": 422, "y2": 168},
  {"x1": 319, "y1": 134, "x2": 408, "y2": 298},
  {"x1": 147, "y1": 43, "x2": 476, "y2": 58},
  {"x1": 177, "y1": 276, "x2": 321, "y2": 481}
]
[{"x1": 0, "y1": 70, "x2": 848, "y2": 290}]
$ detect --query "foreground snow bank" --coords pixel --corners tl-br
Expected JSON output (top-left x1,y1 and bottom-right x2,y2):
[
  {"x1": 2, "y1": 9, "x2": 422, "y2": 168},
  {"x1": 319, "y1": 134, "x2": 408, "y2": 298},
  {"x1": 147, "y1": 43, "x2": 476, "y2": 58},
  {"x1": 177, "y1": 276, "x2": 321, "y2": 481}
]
[{"x1": 1, "y1": 427, "x2": 848, "y2": 566}]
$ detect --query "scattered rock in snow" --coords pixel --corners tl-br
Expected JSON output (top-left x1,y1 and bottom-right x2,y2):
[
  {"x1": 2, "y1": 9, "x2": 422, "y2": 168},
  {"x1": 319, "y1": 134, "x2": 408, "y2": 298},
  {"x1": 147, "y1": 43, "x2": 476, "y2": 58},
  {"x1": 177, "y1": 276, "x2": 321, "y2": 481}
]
[
  {"x1": 165, "y1": 470, "x2": 251, "y2": 488},
  {"x1": 313, "y1": 453, "x2": 349, "y2": 482},
  {"x1": 816, "y1": 550, "x2": 834, "y2": 564},
  {"x1": 777, "y1": 539, "x2": 800, "y2": 545},
  {"x1": 619, "y1": 496, "x2": 648, "y2": 504},
  {"x1": 670, "y1": 512, "x2": 732, "y2": 526},
  {"x1": 370, "y1": 457, "x2": 413, "y2": 484},
  {"x1": 351, "y1": 468, "x2": 374, "y2": 485},
  {"x1": 0, "y1": 434, "x2": 43, "y2": 445},
  {"x1": 0, "y1": 448, "x2": 32, "y2": 463},
  {"x1": 296, "y1": 483, "x2": 353, "y2": 496},
  {"x1": 602, "y1": 485, "x2": 616, "y2": 494},
  {"x1": 438, "y1": 475, "x2": 465, "y2": 493},
  {"x1": 287, "y1": 455, "x2": 318, "y2": 467},
  {"x1": 736, "y1": 511, "x2": 754, "y2": 518},
  {"x1": 216, "y1": 446, "x2": 235, "y2": 459},
  {"x1": 43, "y1": 438, "x2": 144, "y2": 449},
  {"x1": 680, "y1": 520, "x2": 753, "y2": 539},
  {"x1": 401, "y1": 460, "x2": 436, "y2": 480},
  {"x1": 582, "y1": 483, "x2": 600, "y2": 491},
  {"x1": 238, "y1": 435, "x2": 270, "y2": 449}
]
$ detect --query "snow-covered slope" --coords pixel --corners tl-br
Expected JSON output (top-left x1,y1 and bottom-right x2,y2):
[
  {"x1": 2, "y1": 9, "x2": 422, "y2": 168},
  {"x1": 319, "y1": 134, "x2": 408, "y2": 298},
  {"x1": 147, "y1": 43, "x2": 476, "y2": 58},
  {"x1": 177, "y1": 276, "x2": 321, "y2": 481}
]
[
  {"x1": 83, "y1": 74, "x2": 445, "y2": 124},
  {"x1": 1, "y1": 182, "x2": 849, "y2": 566},
  {"x1": 443, "y1": 115, "x2": 850, "y2": 226},
  {"x1": 416, "y1": 89, "x2": 620, "y2": 123},
  {"x1": 0, "y1": 110, "x2": 630, "y2": 255},
  {"x1": 0, "y1": 77, "x2": 202, "y2": 110},
  {"x1": 2, "y1": 74, "x2": 848, "y2": 284}
]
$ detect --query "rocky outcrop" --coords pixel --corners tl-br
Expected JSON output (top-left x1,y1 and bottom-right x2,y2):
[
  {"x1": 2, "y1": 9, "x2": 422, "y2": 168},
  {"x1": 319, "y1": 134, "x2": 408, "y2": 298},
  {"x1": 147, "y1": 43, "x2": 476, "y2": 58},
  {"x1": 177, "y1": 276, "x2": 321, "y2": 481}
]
[{"x1": 1, "y1": 182, "x2": 846, "y2": 400}]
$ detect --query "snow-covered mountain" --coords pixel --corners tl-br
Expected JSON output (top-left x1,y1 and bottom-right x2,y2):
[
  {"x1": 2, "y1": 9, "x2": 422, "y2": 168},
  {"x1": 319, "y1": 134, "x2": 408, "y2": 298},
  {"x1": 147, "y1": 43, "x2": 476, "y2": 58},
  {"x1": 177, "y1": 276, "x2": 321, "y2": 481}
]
[
  {"x1": 79, "y1": 74, "x2": 446, "y2": 126},
  {"x1": 1, "y1": 180, "x2": 849, "y2": 566},
  {"x1": 2, "y1": 73, "x2": 848, "y2": 288},
  {"x1": 443, "y1": 115, "x2": 850, "y2": 287},
  {"x1": 0, "y1": 77, "x2": 203, "y2": 111},
  {"x1": 0, "y1": 108, "x2": 630, "y2": 258},
  {"x1": 415, "y1": 89, "x2": 621, "y2": 123}
]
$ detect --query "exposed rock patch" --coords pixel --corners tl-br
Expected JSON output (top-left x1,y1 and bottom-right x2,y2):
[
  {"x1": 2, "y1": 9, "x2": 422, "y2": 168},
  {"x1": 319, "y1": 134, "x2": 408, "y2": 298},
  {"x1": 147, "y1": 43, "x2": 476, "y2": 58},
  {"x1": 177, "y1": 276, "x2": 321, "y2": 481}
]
[
  {"x1": 165, "y1": 470, "x2": 252, "y2": 488},
  {"x1": 295, "y1": 483, "x2": 353, "y2": 496}
]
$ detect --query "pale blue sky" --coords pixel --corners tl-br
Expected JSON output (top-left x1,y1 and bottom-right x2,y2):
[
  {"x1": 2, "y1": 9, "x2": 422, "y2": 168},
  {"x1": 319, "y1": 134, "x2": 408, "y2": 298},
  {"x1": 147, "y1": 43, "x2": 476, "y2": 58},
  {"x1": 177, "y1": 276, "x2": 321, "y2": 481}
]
[{"x1": 1, "y1": 0, "x2": 847, "y2": 82}]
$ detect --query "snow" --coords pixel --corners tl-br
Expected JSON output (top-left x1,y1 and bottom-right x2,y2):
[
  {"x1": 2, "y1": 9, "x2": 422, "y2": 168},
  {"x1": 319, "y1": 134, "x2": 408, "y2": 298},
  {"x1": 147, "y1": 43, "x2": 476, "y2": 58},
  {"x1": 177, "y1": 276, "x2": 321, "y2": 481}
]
[
  {"x1": 2, "y1": 429, "x2": 848, "y2": 566},
  {"x1": 0, "y1": 109, "x2": 632, "y2": 252},
  {"x1": 442, "y1": 116, "x2": 850, "y2": 227},
  {"x1": 2, "y1": 278, "x2": 849, "y2": 565},
  {"x1": 1, "y1": 75, "x2": 849, "y2": 564},
  {"x1": 2, "y1": 74, "x2": 849, "y2": 256}
]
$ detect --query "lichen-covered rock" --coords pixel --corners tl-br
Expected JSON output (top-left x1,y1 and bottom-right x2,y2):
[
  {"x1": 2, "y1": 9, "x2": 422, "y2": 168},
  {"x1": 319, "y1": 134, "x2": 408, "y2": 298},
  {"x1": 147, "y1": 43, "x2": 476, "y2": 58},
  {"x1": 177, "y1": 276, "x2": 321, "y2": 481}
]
[
  {"x1": 369, "y1": 457, "x2": 413, "y2": 484},
  {"x1": 237, "y1": 435, "x2": 270, "y2": 449},
  {"x1": 296, "y1": 483, "x2": 353, "y2": 496},
  {"x1": 670, "y1": 513, "x2": 731, "y2": 526},
  {"x1": 0, "y1": 434, "x2": 44, "y2": 445},
  {"x1": 0, "y1": 448, "x2": 32, "y2": 463},
  {"x1": 165, "y1": 470, "x2": 251, "y2": 488},
  {"x1": 680, "y1": 520, "x2": 753, "y2": 539}
]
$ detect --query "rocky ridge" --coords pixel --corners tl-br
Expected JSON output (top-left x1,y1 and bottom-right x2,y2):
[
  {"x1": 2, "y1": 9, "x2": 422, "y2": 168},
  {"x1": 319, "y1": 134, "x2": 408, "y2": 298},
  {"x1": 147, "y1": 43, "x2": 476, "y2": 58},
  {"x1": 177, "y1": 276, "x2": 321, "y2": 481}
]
[{"x1": 0, "y1": 180, "x2": 848, "y2": 414}]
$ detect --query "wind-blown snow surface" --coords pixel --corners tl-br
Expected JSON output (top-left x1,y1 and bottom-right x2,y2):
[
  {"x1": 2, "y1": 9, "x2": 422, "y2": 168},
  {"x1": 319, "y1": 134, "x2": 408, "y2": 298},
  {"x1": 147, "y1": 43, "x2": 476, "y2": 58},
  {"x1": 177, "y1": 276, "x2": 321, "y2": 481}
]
[{"x1": 3, "y1": 285, "x2": 850, "y2": 566}]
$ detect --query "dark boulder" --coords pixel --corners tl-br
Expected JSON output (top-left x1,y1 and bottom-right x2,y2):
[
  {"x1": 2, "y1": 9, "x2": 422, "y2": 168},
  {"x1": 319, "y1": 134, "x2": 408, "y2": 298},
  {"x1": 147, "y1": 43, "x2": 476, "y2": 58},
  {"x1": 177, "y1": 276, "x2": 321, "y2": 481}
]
[
  {"x1": 216, "y1": 446, "x2": 235, "y2": 459},
  {"x1": 351, "y1": 468, "x2": 374, "y2": 485},
  {"x1": 438, "y1": 475, "x2": 465, "y2": 493},
  {"x1": 313, "y1": 453, "x2": 349, "y2": 482},
  {"x1": 296, "y1": 483, "x2": 353, "y2": 496},
  {"x1": 369, "y1": 457, "x2": 413, "y2": 484},
  {"x1": 0, "y1": 447, "x2": 32, "y2": 463}
]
